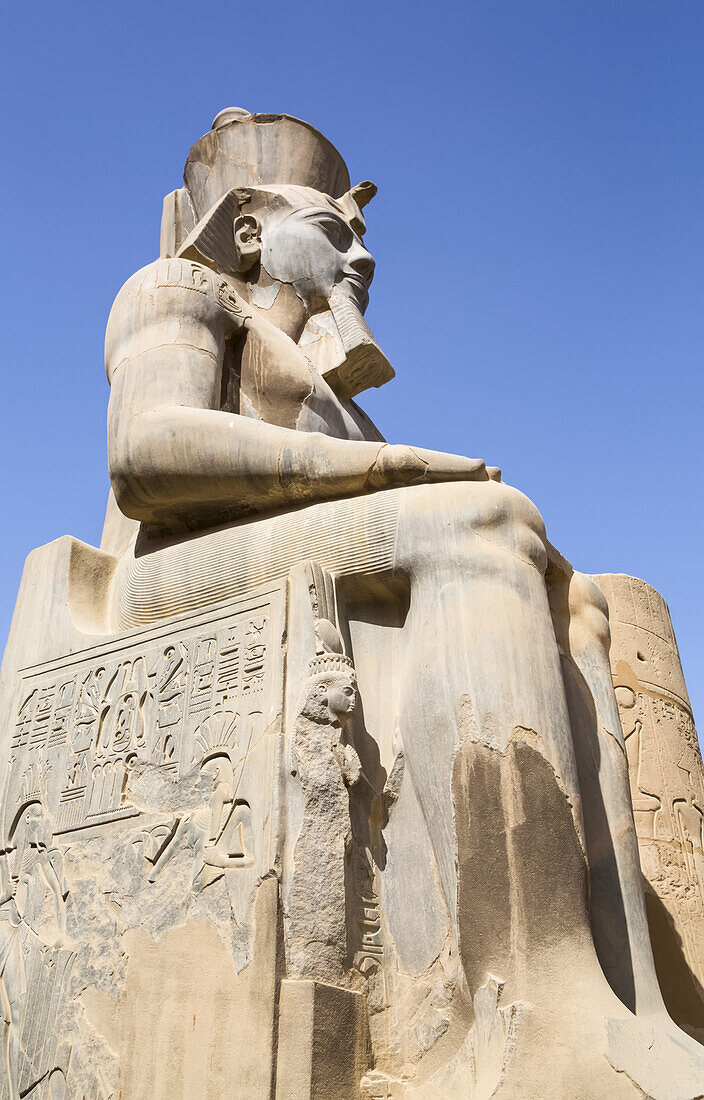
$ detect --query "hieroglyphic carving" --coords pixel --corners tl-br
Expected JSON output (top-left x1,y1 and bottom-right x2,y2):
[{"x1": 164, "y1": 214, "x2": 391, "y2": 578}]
[
  {"x1": 0, "y1": 588, "x2": 285, "y2": 1096},
  {"x1": 348, "y1": 750, "x2": 404, "y2": 980},
  {"x1": 0, "y1": 852, "x2": 28, "y2": 1099},
  {"x1": 3, "y1": 595, "x2": 281, "y2": 846},
  {"x1": 140, "y1": 258, "x2": 250, "y2": 328},
  {"x1": 146, "y1": 642, "x2": 187, "y2": 773},
  {"x1": 188, "y1": 636, "x2": 217, "y2": 718},
  {"x1": 10, "y1": 938, "x2": 74, "y2": 1100},
  {"x1": 594, "y1": 573, "x2": 704, "y2": 1038},
  {"x1": 243, "y1": 617, "x2": 267, "y2": 696},
  {"x1": 145, "y1": 709, "x2": 259, "y2": 891},
  {"x1": 349, "y1": 845, "x2": 384, "y2": 975},
  {"x1": 214, "y1": 630, "x2": 241, "y2": 709},
  {"x1": 146, "y1": 764, "x2": 256, "y2": 892},
  {"x1": 0, "y1": 801, "x2": 73, "y2": 1100}
]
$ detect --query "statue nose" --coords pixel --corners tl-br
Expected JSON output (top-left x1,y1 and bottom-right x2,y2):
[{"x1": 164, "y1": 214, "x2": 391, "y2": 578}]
[{"x1": 349, "y1": 246, "x2": 375, "y2": 286}]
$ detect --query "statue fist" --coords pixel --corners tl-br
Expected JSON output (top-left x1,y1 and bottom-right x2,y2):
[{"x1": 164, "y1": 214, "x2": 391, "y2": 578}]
[{"x1": 368, "y1": 444, "x2": 498, "y2": 489}]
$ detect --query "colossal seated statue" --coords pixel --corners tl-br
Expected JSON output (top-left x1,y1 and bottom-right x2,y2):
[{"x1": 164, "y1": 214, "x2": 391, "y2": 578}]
[{"x1": 0, "y1": 108, "x2": 703, "y2": 1099}]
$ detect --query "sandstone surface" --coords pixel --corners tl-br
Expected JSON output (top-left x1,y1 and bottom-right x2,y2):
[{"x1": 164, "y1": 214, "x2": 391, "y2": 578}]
[{"x1": 0, "y1": 109, "x2": 702, "y2": 1098}]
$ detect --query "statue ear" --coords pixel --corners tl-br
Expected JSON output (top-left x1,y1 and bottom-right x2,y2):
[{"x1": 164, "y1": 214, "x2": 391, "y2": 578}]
[{"x1": 233, "y1": 214, "x2": 261, "y2": 272}]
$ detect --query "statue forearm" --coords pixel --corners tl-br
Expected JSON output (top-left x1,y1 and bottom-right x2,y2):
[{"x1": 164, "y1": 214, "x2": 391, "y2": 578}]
[
  {"x1": 105, "y1": 264, "x2": 494, "y2": 528},
  {"x1": 109, "y1": 404, "x2": 386, "y2": 525},
  {"x1": 109, "y1": 403, "x2": 491, "y2": 527}
]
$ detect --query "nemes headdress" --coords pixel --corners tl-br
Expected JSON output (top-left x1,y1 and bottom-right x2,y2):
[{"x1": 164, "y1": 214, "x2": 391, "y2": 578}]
[{"x1": 160, "y1": 108, "x2": 376, "y2": 258}]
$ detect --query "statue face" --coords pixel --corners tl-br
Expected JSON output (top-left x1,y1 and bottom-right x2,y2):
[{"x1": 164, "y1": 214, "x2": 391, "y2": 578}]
[
  {"x1": 324, "y1": 678, "x2": 357, "y2": 721},
  {"x1": 260, "y1": 203, "x2": 375, "y2": 315}
]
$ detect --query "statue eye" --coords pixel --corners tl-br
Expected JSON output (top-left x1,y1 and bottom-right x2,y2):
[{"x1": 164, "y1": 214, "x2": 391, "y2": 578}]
[{"x1": 320, "y1": 217, "x2": 350, "y2": 251}]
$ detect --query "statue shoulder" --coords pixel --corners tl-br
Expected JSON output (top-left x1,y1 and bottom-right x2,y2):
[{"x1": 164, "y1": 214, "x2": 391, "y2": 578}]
[
  {"x1": 107, "y1": 257, "x2": 249, "y2": 319},
  {"x1": 105, "y1": 258, "x2": 250, "y2": 382}
]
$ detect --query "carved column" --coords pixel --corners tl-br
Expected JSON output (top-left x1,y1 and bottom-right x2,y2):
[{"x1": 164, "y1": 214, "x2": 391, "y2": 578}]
[{"x1": 594, "y1": 573, "x2": 704, "y2": 1041}]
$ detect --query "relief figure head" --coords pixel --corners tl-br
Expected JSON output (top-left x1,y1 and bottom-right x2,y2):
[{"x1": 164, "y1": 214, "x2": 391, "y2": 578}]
[
  {"x1": 298, "y1": 661, "x2": 357, "y2": 727},
  {"x1": 323, "y1": 672, "x2": 357, "y2": 722},
  {"x1": 200, "y1": 754, "x2": 234, "y2": 797}
]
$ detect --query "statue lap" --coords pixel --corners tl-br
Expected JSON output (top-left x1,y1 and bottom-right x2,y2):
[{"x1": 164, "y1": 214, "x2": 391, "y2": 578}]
[{"x1": 113, "y1": 479, "x2": 547, "y2": 629}]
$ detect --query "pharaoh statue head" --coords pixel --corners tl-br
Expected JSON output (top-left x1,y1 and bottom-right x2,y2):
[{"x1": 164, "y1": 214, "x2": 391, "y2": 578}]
[{"x1": 161, "y1": 108, "x2": 393, "y2": 398}]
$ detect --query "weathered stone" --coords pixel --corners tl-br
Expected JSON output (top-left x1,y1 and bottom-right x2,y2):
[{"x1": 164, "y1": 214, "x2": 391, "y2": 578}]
[
  {"x1": 594, "y1": 573, "x2": 704, "y2": 1044},
  {"x1": 0, "y1": 108, "x2": 702, "y2": 1098}
]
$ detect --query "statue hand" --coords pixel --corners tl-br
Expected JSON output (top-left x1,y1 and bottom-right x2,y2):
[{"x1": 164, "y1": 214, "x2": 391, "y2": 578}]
[{"x1": 368, "y1": 444, "x2": 500, "y2": 489}]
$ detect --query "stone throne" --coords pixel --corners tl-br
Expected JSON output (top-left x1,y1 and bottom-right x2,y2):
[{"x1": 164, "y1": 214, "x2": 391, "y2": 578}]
[{"x1": 1, "y1": 109, "x2": 704, "y2": 1099}]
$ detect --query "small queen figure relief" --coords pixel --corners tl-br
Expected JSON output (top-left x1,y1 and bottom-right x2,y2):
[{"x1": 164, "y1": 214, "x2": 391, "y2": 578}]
[{"x1": 287, "y1": 563, "x2": 363, "y2": 984}]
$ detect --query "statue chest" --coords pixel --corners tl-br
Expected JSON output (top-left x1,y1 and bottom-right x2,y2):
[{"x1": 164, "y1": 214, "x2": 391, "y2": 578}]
[{"x1": 222, "y1": 329, "x2": 377, "y2": 442}]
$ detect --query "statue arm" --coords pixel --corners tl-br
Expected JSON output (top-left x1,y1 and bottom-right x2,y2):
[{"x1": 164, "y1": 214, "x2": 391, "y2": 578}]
[{"x1": 106, "y1": 266, "x2": 490, "y2": 527}]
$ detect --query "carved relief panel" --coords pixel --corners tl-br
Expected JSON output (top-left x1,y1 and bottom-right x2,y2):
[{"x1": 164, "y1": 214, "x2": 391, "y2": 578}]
[
  {"x1": 594, "y1": 573, "x2": 704, "y2": 1041},
  {"x1": 0, "y1": 585, "x2": 285, "y2": 1099},
  {"x1": 4, "y1": 593, "x2": 282, "y2": 843}
]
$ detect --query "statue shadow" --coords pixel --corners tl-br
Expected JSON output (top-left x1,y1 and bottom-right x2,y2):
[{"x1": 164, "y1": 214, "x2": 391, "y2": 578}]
[
  {"x1": 560, "y1": 653, "x2": 638, "y2": 1014},
  {"x1": 644, "y1": 885, "x2": 704, "y2": 1042},
  {"x1": 336, "y1": 571, "x2": 410, "y2": 877}
]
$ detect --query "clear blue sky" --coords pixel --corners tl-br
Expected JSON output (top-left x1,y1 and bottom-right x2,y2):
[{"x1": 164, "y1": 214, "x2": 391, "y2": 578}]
[{"x1": 1, "y1": 2, "x2": 702, "y2": 720}]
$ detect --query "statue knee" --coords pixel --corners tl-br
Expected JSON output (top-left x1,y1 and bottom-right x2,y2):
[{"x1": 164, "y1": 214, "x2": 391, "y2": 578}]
[
  {"x1": 396, "y1": 480, "x2": 547, "y2": 574},
  {"x1": 568, "y1": 572, "x2": 611, "y2": 658}
]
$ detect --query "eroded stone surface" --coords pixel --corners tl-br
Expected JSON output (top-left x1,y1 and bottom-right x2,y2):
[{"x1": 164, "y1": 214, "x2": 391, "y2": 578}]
[
  {"x1": 0, "y1": 109, "x2": 702, "y2": 1098},
  {"x1": 595, "y1": 573, "x2": 704, "y2": 1043},
  {"x1": 0, "y1": 588, "x2": 284, "y2": 1098}
]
